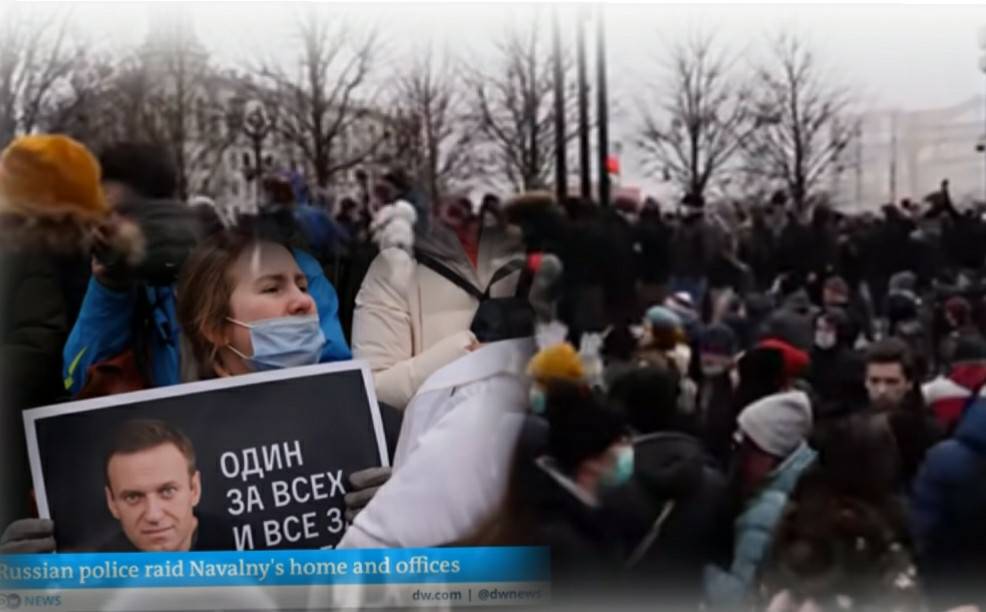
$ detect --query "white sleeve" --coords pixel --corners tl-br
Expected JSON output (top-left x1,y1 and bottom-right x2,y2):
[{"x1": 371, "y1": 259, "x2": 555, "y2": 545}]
[
  {"x1": 338, "y1": 378, "x2": 525, "y2": 549},
  {"x1": 352, "y1": 249, "x2": 474, "y2": 410}
]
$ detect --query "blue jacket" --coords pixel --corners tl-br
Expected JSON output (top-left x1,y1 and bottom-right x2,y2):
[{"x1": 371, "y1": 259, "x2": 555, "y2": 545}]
[
  {"x1": 704, "y1": 441, "x2": 817, "y2": 607},
  {"x1": 910, "y1": 397, "x2": 986, "y2": 607},
  {"x1": 63, "y1": 249, "x2": 351, "y2": 395}
]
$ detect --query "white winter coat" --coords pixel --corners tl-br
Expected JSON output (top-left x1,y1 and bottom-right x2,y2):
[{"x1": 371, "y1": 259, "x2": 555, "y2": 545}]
[
  {"x1": 338, "y1": 338, "x2": 536, "y2": 549},
  {"x1": 351, "y1": 223, "x2": 523, "y2": 409}
]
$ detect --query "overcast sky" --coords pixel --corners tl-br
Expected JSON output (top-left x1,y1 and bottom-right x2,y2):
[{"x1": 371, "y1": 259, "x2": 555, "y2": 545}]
[
  {"x1": 12, "y1": 1, "x2": 986, "y2": 193},
  {"x1": 51, "y1": 2, "x2": 986, "y2": 109}
]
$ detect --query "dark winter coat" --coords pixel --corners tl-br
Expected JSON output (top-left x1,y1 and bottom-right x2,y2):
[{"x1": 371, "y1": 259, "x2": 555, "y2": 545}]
[
  {"x1": 809, "y1": 310, "x2": 867, "y2": 416},
  {"x1": 635, "y1": 214, "x2": 673, "y2": 286},
  {"x1": 740, "y1": 219, "x2": 777, "y2": 291},
  {"x1": 613, "y1": 432, "x2": 732, "y2": 606},
  {"x1": 698, "y1": 375, "x2": 738, "y2": 469},
  {"x1": 670, "y1": 216, "x2": 718, "y2": 279},
  {"x1": 0, "y1": 249, "x2": 68, "y2": 527},
  {"x1": 776, "y1": 219, "x2": 814, "y2": 277},
  {"x1": 910, "y1": 396, "x2": 986, "y2": 610},
  {"x1": 530, "y1": 457, "x2": 629, "y2": 596},
  {"x1": 809, "y1": 346, "x2": 866, "y2": 417}
]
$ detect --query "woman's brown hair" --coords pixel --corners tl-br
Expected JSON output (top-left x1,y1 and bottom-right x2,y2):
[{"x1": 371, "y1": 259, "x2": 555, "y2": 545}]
[{"x1": 176, "y1": 229, "x2": 256, "y2": 380}]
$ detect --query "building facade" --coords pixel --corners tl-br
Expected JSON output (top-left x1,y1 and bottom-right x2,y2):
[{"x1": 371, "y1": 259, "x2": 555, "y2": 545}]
[
  {"x1": 140, "y1": 6, "x2": 397, "y2": 222},
  {"x1": 830, "y1": 97, "x2": 986, "y2": 213}
]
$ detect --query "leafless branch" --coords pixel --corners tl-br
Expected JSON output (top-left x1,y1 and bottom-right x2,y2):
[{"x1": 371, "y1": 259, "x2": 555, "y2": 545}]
[{"x1": 738, "y1": 33, "x2": 855, "y2": 209}]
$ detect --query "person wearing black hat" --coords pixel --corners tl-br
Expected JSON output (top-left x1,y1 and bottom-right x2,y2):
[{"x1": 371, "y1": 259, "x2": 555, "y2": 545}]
[
  {"x1": 694, "y1": 324, "x2": 740, "y2": 469},
  {"x1": 606, "y1": 364, "x2": 733, "y2": 608},
  {"x1": 463, "y1": 380, "x2": 634, "y2": 598}
]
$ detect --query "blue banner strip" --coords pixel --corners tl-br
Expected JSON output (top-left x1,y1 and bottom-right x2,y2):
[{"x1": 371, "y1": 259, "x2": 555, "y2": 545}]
[{"x1": 0, "y1": 547, "x2": 549, "y2": 590}]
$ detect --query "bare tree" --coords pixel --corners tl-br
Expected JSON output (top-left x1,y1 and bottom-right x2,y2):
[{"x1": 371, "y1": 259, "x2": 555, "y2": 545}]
[
  {"x1": 637, "y1": 34, "x2": 751, "y2": 206},
  {"x1": 81, "y1": 34, "x2": 241, "y2": 200},
  {"x1": 388, "y1": 46, "x2": 475, "y2": 205},
  {"x1": 740, "y1": 34, "x2": 855, "y2": 210},
  {"x1": 0, "y1": 7, "x2": 78, "y2": 146},
  {"x1": 96, "y1": 55, "x2": 169, "y2": 147},
  {"x1": 151, "y1": 36, "x2": 242, "y2": 199},
  {"x1": 39, "y1": 50, "x2": 118, "y2": 143},
  {"x1": 463, "y1": 17, "x2": 578, "y2": 192},
  {"x1": 253, "y1": 9, "x2": 385, "y2": 188}
]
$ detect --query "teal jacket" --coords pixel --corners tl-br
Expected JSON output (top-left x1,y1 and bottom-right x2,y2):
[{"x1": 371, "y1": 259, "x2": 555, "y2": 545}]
[
  {"x1": 704, "y1": 441, "x2": 817, "y2": 607},
  {"x1": 63, "y1": 249, "x2": 351, "y2": 395}
]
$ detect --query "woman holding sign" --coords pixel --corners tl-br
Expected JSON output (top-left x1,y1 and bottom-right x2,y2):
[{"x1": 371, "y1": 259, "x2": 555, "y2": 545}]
[{"x1": 1, "y1": 229, "x2": 393, "y2": 553}]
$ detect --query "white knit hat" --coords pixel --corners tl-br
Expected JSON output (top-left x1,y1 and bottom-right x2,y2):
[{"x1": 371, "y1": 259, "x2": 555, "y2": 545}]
[{"x1": 738, "y1": 390, "x2": 813, "y2": 458}]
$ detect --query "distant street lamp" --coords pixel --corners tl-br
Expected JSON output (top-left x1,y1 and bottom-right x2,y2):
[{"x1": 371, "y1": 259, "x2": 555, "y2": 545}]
[{"x1": 241, "y1": 99, "x2": 271, "y2": 206}]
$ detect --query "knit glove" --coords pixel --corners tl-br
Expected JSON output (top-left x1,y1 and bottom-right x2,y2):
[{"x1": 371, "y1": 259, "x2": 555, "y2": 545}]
[
  {"x1": 0, "y1": 518, "x2": 56, "y2": 554},
  {"x1": 344, "y1": 466, "x2": 392, "y2": 523}
]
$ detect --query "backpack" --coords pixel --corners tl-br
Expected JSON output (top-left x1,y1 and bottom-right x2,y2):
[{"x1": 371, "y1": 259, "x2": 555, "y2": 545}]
[
  {"x1": 75, "y1": 288, "x2": 166, "y2": 399},
  {"x1": 413, "y1": 250, "x2": 533, "y2": 343}
]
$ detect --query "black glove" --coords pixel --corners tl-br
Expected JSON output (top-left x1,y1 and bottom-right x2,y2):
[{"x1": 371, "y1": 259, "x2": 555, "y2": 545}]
[
  {"x1": 131, "y1": 199, "x2": 204, "y2": 286},
  {"x1": 0, "y1": 518, "x2": 56, "y2": 554},
  {"x1": 93, "y1": 199, "x2": 204, "y2": 288},
  {"x1": 344, "y1": 466, "x2": 392, "y2": 523}
]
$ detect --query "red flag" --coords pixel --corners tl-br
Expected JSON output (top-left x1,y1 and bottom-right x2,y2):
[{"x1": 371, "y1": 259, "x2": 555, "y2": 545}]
[{"x1": 606, "y1": 155, "x2": 620, "y2": 175}]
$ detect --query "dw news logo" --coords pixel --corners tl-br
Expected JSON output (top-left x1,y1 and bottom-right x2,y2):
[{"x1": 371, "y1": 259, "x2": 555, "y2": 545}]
[{"x1": 0, "y1": 594, "x2": 62, "y2": 609}]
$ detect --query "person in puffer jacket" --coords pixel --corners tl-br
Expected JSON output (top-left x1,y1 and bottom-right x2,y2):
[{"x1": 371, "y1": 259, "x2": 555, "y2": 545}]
[
  {"x1": 762, "y1": 414, "x2": 921, "y2": 612},
  {"x1": 351, "y1": 195, "x2": 529, "y2": 409},
  {"x1": 923, "y1": 336, "x2": 986, "y2": 435},
  {"x1": 704, "y1": 379, "x2": 816, "y2": 608},
  {"x1": 910, "y1": 393, "x2": 986, "y2": 611}
]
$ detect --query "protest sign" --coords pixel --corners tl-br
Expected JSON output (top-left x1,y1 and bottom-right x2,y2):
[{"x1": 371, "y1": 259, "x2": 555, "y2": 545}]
[{"x1": 24, "y1": 361, "x2": 388, "y2": 553}]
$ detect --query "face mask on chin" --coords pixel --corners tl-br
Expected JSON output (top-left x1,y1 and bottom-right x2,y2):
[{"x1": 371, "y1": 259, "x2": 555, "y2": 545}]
[{"x1": 226, "y1": 315, "x2": 325, "y2": 371}]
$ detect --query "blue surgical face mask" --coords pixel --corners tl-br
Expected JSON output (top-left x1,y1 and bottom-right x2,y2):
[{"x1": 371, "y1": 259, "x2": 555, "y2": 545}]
[
  {"x1": 601, "y1": 444, "x2": 635, "y2": 488},
  {"x1": 529, "y1": 386, "x2": 547, "y2": 415},
  {"x1": 226, "y1": 315, "x2": 325, "y2": 371}
]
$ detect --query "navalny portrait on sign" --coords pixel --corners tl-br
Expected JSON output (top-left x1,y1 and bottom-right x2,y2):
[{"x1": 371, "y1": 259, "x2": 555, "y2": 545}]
[{"x1": 101, "y1": 419, "x2": 231, "y2": 552}]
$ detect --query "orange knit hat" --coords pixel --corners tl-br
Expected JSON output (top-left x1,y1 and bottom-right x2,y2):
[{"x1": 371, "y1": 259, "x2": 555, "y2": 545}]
[
  {"x1": 527, "y1": 342, "x2": 586, "y2": 384},
  {"x1": 0, "y1": 135, "x2": 108, "y2": 221},
  {"x1": 0, "y1": 135, "x2": 112, "y2": 252}
]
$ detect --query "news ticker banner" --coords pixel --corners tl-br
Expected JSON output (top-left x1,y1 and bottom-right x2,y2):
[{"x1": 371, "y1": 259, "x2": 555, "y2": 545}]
[{"x1": 0, "y1": 547, "x2": 549, "y2": 610}]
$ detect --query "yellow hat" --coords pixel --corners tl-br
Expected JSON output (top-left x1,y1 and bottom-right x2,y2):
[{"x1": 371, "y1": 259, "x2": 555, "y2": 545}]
[
  {"x1": 527, "y1": 342, "x2": 585, "y2": 383},
  {"x1": 0, "y1": 135, "x2": 108, "y2": 221}
]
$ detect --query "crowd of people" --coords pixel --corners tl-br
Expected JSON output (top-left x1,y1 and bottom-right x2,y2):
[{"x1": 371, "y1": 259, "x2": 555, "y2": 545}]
[{"x1": 2, "y1": 133, "x2": 986, "y2": 611}]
